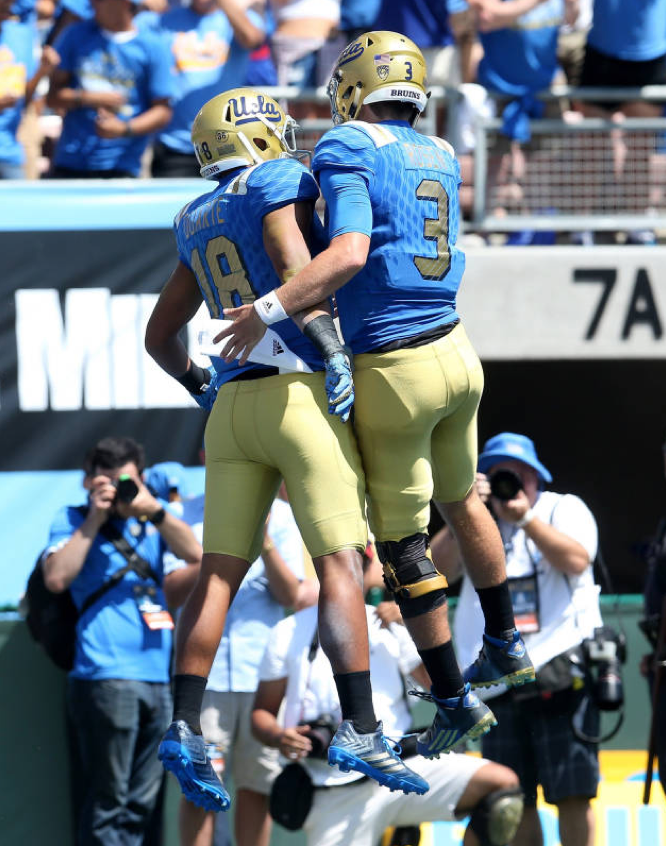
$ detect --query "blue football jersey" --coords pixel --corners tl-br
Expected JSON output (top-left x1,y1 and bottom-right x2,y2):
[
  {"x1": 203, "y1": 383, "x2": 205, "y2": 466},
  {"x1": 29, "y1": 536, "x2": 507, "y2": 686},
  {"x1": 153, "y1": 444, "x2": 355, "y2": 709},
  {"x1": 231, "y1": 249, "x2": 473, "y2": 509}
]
[
  {"x1": 312, "y1": 120, "x2": 465, "y2": 355},
  {"x1": 174, "y1": 157, "x2": 323, "y2": 384}
]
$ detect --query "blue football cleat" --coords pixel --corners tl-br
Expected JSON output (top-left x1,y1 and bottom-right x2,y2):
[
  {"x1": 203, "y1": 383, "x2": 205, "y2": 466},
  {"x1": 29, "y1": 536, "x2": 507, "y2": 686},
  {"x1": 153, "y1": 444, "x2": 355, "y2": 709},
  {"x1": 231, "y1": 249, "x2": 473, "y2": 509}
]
[
  {"x1": 158, "y1": 720, "x2": 230, "y2": 812},
  {"x1": 413, "y1": 684, "x2": 498, "y2": 758},
  {"x1": 464, "y1": 631, "x2": 536, "y2": 689},
  {"x1": 328, "y1": 720, "x2": 429, "y2": 795}
]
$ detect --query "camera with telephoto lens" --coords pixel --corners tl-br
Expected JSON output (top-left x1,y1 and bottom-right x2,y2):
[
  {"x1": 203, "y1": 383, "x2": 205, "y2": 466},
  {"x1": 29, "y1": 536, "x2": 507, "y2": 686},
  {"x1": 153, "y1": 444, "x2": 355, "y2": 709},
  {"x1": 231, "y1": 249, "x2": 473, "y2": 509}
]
[
  {"x1": 113, "y1": 474, "x2": 139, "y2": 504},
  {"x1": 581, "y1": 625, "x2": 627, "y2": 711},
  {"x1": 298, "y1": 714, "x2": 338, "y2": 759},
  {"x1": 489, "y1": 468, "x2": 523, "y2": 501}
]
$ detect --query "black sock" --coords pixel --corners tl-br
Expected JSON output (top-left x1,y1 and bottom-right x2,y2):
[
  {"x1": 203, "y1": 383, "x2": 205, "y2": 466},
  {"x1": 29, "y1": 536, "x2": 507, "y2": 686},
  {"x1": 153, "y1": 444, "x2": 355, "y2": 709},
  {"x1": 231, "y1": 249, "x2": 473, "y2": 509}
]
[
  {"x1": 476, "y1": 580, "x2": 516, "y2": 640},
  {"x1": 173, "y1": 674, "x2": 207, "y2": 734},
  {"x1": 333, "y1": 671, "x2": 378, "y2": 734},
  {"x1": 419, "y1": 641, "x2": 465, "y2": 700}
]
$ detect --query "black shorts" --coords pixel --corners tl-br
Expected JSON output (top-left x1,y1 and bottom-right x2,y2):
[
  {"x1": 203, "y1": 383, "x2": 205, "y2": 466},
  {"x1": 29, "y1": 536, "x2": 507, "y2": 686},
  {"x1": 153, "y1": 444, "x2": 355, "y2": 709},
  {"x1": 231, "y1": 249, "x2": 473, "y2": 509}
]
[
  {"x1": 580, "y1": 44, "x2": 666, "y2": 110},
  {"x1": 481, "y1": 688, "x2": 600, "y2": 806},
  {"x1": 150, "y1": 141, "x2": 201, "y2": 179}
]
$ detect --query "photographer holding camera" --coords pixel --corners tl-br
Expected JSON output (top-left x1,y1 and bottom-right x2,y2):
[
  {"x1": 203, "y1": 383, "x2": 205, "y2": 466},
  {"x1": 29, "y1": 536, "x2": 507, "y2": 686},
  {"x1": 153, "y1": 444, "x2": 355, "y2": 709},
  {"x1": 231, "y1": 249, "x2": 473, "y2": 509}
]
[
  {"x1": 251, "y1": 557, "x2": 525, "y2": 846},
  {"x1": 43, "y1": 436, "x2": 202, "y2": 846},
  {"x1": 433, "y1": 432, "x2": 603, "y2": 846}
]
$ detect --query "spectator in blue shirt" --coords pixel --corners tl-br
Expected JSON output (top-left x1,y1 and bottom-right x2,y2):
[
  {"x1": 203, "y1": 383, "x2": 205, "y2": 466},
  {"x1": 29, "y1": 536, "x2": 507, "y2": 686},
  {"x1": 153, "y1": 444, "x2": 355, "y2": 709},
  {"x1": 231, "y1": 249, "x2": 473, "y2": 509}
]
[
  {"x1": 339, "y1": 0, "x2": 381, "y2": 40},
  {"x1": 42, "y1": 436, "x2": 202, "y2": 846},
  {"x1": 576, "y1": 0, "x2": 666, "y2": 245},
  {"x1": 145, "y1": 0, "x2": 264, "y2": 177},
  {"x1": 579, "y1": 0, "x2": 666, "y2": 115},
  {"x1": 0, "y1": 0, "x2": 59, "y2": 177},
  {"x1": 471, "y1": 0, "x2": 568, "y2": 141},
  {"x1": 45, "y1": 0, "x2": 173, "y2": 177},
  {"x1": 375, "y1": 0, "x2": 474, "y2": 87}
]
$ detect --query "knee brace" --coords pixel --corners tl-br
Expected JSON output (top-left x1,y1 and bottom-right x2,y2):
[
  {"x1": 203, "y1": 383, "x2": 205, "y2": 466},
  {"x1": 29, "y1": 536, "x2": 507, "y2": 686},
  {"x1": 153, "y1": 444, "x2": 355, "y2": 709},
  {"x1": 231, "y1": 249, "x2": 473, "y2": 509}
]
[
  {"x1": 468, "y1": 788, "x2": 524, "y2": 846},
  {"x1": 375, "y1": 533, "x2": 448, "y2": 619}
]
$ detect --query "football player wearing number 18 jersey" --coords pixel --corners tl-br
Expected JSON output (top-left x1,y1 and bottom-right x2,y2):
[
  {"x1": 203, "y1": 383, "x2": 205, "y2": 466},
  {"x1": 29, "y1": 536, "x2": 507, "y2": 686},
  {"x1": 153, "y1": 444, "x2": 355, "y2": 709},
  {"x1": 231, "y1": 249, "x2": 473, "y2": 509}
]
[
  {"x1": 145, "y1": 87, "x2": 429, "y2": 813},
  {"x1": 219, "y1": 34, "x2": 536, "y2": 757}
]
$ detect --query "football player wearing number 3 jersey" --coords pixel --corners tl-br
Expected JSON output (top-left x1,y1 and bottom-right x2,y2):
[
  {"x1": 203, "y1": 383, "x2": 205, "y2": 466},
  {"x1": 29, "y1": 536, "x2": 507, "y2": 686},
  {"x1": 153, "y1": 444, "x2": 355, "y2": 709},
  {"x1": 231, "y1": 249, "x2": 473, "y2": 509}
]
[
  {"x1": 219, "y1": 32, "x2": 536, "y2": 757},
  {"x1": 145, "y1": 87, "x2": 429, "y2": 814}
]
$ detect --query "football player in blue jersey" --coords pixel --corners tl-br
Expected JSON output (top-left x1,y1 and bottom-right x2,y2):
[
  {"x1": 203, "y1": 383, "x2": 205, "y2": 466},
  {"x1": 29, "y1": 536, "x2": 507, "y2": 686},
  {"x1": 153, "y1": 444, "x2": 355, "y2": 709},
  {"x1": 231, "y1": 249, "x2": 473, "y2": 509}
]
[
  {"x1": 145, "y1": 87, "x2": 429, "y2": 812},
  {"x1": 218, "y1": 33, "x2": 536, "y2": 757}
]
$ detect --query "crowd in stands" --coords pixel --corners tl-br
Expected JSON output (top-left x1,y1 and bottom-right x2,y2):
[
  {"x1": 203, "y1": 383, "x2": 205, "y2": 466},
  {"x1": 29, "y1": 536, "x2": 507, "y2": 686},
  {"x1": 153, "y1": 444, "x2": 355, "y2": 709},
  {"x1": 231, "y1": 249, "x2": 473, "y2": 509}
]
[{"x1": 1, "y1": 0, "x2": 665, "y2": 200}]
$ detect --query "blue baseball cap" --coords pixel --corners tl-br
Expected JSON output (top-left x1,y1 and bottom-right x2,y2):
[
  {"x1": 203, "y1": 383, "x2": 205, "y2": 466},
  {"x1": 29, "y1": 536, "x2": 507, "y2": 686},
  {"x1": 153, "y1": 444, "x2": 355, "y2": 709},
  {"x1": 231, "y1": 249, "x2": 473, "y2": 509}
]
[
  {"x1": 478, "y1": 433, "x2": 552, "y2": 483},
  {"x1": 145, "y1": 462, "x2": 188, "y2": 500}
]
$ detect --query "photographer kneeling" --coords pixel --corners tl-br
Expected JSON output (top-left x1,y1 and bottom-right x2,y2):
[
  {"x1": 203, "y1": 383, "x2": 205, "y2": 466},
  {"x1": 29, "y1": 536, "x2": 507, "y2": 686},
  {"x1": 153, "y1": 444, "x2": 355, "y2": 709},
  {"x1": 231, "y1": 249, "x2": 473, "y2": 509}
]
[
  {"x1": 43, "y1": 436, "x2": 202, "y2": 846},
  {"x1": 251, "y1": 562, "x2": 524, "y2": 846},
  {"x1": 434, "y1": 432, "x2": 602, "y2": 846}
]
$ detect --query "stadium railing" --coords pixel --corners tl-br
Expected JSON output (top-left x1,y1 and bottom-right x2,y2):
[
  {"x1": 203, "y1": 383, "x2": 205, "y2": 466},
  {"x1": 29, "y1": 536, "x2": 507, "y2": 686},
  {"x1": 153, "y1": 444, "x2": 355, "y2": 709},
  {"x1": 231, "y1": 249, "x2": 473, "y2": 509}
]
[{"x1": 262, "y1": 84, "x2": 666, "y2": 236}]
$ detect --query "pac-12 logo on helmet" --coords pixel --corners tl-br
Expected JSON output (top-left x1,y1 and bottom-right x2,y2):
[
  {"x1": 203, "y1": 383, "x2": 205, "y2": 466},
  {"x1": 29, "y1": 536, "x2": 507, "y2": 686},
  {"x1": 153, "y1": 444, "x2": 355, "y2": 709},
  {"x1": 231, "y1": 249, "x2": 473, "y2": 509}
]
[
  {"x1": 327, "y1": 31, "x2": 428, "y2": 126},
  {"x1": 374, "y1": 53, "x2": 391, "y2": 81},
  {"x1": 191, "y1": 87, "x2": 300, "y2": 180}
]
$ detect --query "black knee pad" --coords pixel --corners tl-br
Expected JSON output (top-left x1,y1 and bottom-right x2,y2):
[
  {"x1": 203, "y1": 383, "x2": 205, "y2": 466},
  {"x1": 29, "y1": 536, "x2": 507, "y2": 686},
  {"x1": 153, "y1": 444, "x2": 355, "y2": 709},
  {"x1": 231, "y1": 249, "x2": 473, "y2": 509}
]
[
  {"x1": 375, "y1": 533, "x2": 448, "y2": 619},
  {"x1": 468, "y1": 788, "x2": 524, "y2": 846}
]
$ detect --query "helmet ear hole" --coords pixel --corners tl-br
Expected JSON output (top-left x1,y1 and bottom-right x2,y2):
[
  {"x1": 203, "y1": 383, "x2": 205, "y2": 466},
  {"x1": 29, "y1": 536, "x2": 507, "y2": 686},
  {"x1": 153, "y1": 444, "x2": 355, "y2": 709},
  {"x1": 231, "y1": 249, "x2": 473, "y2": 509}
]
[
  {"x1": 253, "y1": 137, "x2": 268, "y2": 151},
  {"x1": 341, "y1": 86, "x2": 354, "y2": 101}
]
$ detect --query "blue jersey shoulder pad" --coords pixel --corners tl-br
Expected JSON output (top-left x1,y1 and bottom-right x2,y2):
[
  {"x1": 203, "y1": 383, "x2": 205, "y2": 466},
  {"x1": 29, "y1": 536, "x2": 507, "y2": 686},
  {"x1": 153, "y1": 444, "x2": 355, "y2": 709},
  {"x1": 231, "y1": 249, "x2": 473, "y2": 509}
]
[
  {"x1": 232, "y1": 158, "x2": 319, "y2": 216},
  {"x1": 313, "y1": 122, "x2": 395, "y2": 177}
]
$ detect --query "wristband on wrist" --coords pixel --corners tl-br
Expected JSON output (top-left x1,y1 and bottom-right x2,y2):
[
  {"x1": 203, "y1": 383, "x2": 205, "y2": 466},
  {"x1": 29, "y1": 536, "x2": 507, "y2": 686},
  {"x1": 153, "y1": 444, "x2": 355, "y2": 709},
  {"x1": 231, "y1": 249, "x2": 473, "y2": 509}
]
[
  {"x1": 148, "y1": 507, "x2": 166, "y2": 526},
  {"x1": 174, "y1": 363, "x2": 210, "y2": 395},
  {"x1": 515, "y1": 508, "x2": 535, "y2": 529},
  {"x1": 253, "y1": 290, "x2": 289, "y2": 325},
  {"x1": 124, "y1": 121, "x2": 134, "y2": 138}
]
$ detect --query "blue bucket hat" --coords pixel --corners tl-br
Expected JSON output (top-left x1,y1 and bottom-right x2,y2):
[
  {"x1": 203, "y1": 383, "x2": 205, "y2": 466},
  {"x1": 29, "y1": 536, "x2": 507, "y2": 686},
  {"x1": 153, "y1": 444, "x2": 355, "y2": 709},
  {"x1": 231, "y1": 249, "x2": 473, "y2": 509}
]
[
  {"x1": 478, "y1": 432, "x2": 552, "y2": 483},
  {"x1": 145, "y1": 461, "x2": 188, "y2": 501}
]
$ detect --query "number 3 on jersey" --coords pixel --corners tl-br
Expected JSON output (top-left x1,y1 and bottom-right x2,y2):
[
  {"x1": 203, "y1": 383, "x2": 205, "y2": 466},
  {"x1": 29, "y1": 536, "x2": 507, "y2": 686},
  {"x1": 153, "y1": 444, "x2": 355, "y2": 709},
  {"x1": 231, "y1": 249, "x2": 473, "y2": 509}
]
[
  {"x1": 413, "y1": 179, "x2": 451, "y2": 282},
  {"x1": 190, "y1": 235, "x2": 255, "y2": 316}
]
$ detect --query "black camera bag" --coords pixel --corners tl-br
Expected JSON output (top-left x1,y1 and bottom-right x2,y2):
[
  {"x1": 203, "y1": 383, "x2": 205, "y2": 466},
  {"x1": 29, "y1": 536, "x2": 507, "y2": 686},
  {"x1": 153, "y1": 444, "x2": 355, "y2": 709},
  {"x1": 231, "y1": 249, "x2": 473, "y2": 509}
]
[
  {"x1": 25, "y1": 554, "x2": 79, "y2": 670},
  {"x1": 269, "y1": 762, "x2": 315, "y2": 830}
]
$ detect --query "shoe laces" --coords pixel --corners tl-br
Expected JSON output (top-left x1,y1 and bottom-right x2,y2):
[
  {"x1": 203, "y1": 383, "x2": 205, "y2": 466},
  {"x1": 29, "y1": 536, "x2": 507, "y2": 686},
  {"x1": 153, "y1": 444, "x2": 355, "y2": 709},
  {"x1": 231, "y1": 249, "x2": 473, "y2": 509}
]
[
  {"x1": 408, "y1": 688, "x2": 434, "y2": 703},
  {"x1": 382, "y1": 731, "x2": 417, "y2": 758},
  {"x1": 408, "y1": 684, "x2": 471, "y2": 706}
]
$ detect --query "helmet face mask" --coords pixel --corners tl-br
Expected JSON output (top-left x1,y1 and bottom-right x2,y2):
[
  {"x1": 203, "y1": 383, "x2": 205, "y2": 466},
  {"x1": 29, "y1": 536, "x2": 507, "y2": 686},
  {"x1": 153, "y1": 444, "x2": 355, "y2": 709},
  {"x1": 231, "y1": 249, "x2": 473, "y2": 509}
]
[
  {"x1": 327, "y1": 31, "x2": 429, "y2": 126},
  {"x1": 191, "y1": 88, "x2": 301, "y2": 180}
]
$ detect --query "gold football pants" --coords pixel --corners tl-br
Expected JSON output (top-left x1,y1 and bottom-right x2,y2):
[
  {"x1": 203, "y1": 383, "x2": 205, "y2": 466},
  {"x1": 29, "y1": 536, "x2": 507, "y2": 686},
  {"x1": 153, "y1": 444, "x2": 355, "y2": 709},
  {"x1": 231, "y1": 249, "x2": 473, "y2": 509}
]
[
  {"x1": 353, "y1": 323, "x2": 484, "y2": 542},
  {"x1": 204, "y1": 371, "x2": 367, "y2": 562}
]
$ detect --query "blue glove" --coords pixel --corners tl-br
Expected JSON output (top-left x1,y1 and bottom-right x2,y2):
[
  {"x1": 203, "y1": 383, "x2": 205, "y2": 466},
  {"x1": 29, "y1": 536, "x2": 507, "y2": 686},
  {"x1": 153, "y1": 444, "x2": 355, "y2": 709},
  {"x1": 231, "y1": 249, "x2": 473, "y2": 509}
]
[
  {"x1": 191, "y1": 365, "x2": 218, "y2": 412},
  {"x1": 324, "y1": 352, "x2": 354, "y2": 423}
]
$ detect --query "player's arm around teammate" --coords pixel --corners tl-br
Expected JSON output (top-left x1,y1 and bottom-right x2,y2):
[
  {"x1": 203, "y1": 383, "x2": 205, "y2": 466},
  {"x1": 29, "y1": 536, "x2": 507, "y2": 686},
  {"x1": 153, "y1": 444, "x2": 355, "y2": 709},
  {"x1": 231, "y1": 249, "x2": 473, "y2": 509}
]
[{"x1": 146, "y1": 202, "x2": 354, "y2": 422}]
